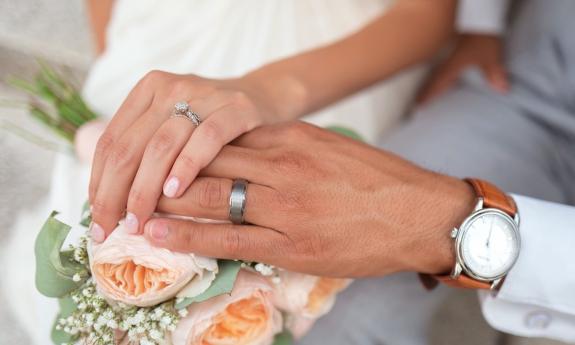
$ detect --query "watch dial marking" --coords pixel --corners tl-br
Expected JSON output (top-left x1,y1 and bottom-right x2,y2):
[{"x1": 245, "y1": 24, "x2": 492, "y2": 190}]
[{"x1": 460, "y1": 212, "x2": 519, "y2": 279}]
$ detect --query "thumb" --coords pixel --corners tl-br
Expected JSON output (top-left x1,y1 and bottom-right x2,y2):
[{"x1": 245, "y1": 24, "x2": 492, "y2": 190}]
[
  {"x1": 417, "y1": 64, "x2": 462, "y2": 105},
  {"x1": 483, "y1": 63, "x2": 509, "y2": 93}
]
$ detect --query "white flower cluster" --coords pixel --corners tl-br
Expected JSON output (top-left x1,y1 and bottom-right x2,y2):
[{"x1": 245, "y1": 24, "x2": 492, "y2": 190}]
[
  {"x1": 57, "y1": 280, "x2": 182, "y2": 345},
  {"x1": 243, "y1": 262, "x2": 282, "y2": 284},
  {"x1": 67, "y1": 235, "x2": 90, "y2": 282},
  {"x1": 71, "y1": 236, "x2": 89, "y2": 265}
]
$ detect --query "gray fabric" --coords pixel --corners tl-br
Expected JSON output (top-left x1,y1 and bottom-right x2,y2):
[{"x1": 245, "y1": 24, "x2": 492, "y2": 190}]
[{"x1": 299, "y1": 1, "x2": 575, "y2": 344}]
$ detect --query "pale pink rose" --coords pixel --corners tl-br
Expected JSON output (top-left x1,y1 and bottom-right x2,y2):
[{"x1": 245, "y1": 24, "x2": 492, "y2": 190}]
[
  {"x1": 74, "y1": 120, "x2": 107, "y2": 164},
  {"x1": 271, "y1": 271, "x2": 351, "y2": 319},
  {"x1": 172, "y1": 270, "x2": 282, "y2": 345},
  {"x1": 286, "y1": 315, "x2": 315, "y2": 340},
  {"x1": 90, "y1": 224, "x2": 218, "y2": 307}
]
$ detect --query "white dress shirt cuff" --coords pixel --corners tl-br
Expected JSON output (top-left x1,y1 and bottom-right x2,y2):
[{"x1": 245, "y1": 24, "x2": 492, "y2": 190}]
[
  {"x1": 456, "y1": 0, "x2": 509, "y2": 34},
  {"x1": 478, "y1": 195, "x2": 575, "y2": 343}
]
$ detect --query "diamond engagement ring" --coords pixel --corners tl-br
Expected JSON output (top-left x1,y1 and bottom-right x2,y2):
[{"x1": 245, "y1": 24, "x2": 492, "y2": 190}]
[
  {"x1": 172, "y1": 101, "x2": 201, "y2": 126},
  {"x1": 229, "y1": 179, "x2": 248, "y2": 225}
]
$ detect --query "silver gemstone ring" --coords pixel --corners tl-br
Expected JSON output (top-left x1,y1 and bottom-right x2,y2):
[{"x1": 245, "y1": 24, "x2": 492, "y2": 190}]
[
  {"x1": 172, "y1": 101, "x2": 201, "y2": 126},
  {"x1": 229, "y1": 179, "x2": 248, "y2": 225}
]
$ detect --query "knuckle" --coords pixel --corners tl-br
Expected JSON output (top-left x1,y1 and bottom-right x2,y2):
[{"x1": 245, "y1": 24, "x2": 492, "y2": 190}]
[
  {"x1": 147, "y1": 131, "x2": 175, "y2": 156},
  {"x1": 230, "y1": 91, "x2": 251, "y2": 107},
  {"x1": 179, "y1": 225, "x2": 199, "y2": 250},
  {"x1": 169, "y1": 80, "x2": 189, "y2": 97},
  {"x1": 269, "y1": 150, "x2": 308, "y2": 174},
  {"x1": 128, "y1": 188, "x2": 146, "y2": 207},
  {"x1": 284, "y1": 121, "x2": 313, "y2": 138},
  {"x1": 293, "y1": 233, "x2": 328, "y2": 261},
  {"x1": 95, "y1": 132, "x2": 116, "y2": 158},
  {"x1": 276, "y1": 190, "x2": 306, "y2": 211},
  {"x1": 142, "y1": 70, "x2": 166, "y2": 84},
  {"x1": 176, "y1": 153, "x2": 198, "y2": 173},
  {"x1": 138, "y1": 70, "x2": 168, "y2": 88},
  {"x1": 200, "y1": 120, "x2": 224, "y2": 144},
  {"x1": 107, "y1": 140, "x2": 137, "y2": 168},
  {"x1": 221, "y1": 230, "x2": 242, "y2": 257},
  {"x1": 197, "y1": 179, "x2": 225, "y2": 209},
  {"x1": 91, "y1": 199, "x2": 111, "y2": 222}
]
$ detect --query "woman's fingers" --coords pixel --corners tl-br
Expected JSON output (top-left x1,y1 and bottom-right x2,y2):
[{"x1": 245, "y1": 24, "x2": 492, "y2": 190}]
[
  {"x1": 163, "y1": 103, "x2": 259, "y2": 198},
  {"x1": 417, "y1": 62, "x2": 461, "y2": 105},
  {"x1": 144, "y1": 218, "x2": 288, "y2": 264},
  {"x1": 124, "y1": 117, "x2": 196, "y2": 234},
  {"x1": 91, "y1": 106, "x2": 169, "y2": 240},
  {"x1": 156, "y1": 177, "x2": 280, "y2": 227},
  {"x1": 88, "y1": 71, "x2": 165, "y2": 204}
]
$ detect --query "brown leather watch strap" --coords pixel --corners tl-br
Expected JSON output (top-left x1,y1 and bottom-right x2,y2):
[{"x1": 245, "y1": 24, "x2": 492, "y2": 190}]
[
  {"x1": 464, "y1": 178, "x2": 517, "y2": 217},
  {"x1": 420, "y1": 178, "x2": 516, "y2": 291}
]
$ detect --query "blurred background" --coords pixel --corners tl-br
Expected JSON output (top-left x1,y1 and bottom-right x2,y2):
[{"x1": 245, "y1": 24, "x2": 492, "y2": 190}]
[
  {"x1": 0, "y1": 1, "x2": 567, "y2": 345},
  {"x1": 0, "y1": 1, "x2": 91, "y2": 344}
]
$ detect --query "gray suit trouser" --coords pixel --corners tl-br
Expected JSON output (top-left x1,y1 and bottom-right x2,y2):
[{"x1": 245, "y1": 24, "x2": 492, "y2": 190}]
[{"x1": 299, "y1": 0, "x2": 575, "y2": 344}]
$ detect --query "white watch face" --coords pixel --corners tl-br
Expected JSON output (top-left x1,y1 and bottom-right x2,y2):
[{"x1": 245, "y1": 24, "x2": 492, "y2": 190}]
[{"x1": 460, "y1": 211, "x2": 520, "y2": 279}]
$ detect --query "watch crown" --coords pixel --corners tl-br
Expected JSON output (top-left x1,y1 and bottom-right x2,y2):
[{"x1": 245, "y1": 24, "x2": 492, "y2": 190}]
[{"x1": 451, "y1": 228, "x2": 458, "y2": 238}]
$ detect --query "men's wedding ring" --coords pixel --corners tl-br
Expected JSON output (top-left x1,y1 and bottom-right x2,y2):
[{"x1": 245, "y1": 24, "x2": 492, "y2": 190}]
[
  {"x1": 172, "y1": 101, "x2": 201, "y2": 126},
  {"x1": 229, "y1": 179, "x2": 248, "y2": 225}
]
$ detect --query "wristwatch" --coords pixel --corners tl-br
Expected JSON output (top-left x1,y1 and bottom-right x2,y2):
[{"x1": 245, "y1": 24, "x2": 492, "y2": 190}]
[{"x1": 421, "y1": 178, "x2": 521, "y2": 290}]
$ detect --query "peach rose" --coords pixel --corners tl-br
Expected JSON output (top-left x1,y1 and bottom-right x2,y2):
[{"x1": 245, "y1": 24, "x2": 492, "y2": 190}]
[
  {"x1": 74, "y1": 120, "x2": 107, "y2": 164},
  {"x1": 172, "y1": 270, "x2": 282, "y2": 345},
  {"x1": 90, "y1": 224, "x2": 218, "y2": 307},
  {"x1": 271, "y1": 271, "x2": 351, "y2": 319}
]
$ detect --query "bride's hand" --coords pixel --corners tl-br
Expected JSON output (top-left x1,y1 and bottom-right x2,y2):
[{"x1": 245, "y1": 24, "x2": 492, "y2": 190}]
[{"x1": 89, "y1": 71, "x2": 280, "y2": 242}]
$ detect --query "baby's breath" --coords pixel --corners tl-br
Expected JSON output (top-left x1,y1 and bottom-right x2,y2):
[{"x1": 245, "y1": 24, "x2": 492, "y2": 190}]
[{"x1": 58, "y1": 279, "x2": 182, "y2": 345}]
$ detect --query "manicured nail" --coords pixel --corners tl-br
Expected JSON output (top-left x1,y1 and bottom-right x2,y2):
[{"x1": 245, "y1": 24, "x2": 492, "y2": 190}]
[
  {"x1": 146, "y1": 221, "x2": 168, "y2": 241},
  {"x1": 124, "y1": 212, "x2": 139, "y2": 234},
  {"x1": 163, "y1": 176, "x2": 180, "y2": 198},
  {"x1": 91, "y1": 223, "x2": 105, "y2": 243}
]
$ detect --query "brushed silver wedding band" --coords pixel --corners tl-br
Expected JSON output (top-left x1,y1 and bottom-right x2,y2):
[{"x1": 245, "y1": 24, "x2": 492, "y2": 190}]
[
  {"x1": 172, "y1": 101, "x2": 201, "y2": 127},
  {"x1": 229, "y1": 179, "x2": 248, "y2": 225}
]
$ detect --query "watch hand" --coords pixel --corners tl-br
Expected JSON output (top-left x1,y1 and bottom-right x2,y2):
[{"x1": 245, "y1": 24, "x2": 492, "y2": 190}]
[{"x1": 486, "y1": 220, "x2": 495, "y2": 248}]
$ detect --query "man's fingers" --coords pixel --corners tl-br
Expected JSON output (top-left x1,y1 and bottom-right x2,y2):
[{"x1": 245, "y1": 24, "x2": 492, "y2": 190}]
[
  {"x1": 483, "y1": 63, "x2": 509, "y2": 93},
  {"x1": 164, "y1": 105, "x2": 259, "y2": 199},
  {"x1": 125, "y1": 117, "x2": 196, "y2": 234},
  {"x1": 156, "y1": 177, "x2": 280, "y2": 227},
  {"x1": 230, "y1": 126, "x2": 281, "y2": 149},
  {"x1": 144, "y1": 218, "x2": 288, "y2": 264},
  {"x1": 198, "y1": 145, "x2": 274, "y2": 184}
]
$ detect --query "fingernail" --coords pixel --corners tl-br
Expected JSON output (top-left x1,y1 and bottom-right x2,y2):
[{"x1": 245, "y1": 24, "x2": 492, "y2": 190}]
[
  {"x1": 146, "y1": 221, "x2": 168, "y2": 241},
  {"x1": 91, "y1": 223, "x2": 105, "y2": 243},
  {"x1": 163, "y1": 176, "x2": 180, "y2": 198},
  {"x1": 124, "y1": 212, "x2": 139, "y2": 234}
]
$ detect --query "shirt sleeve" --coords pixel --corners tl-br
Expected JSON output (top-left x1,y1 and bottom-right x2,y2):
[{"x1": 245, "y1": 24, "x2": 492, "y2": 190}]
[
  {"x1": 478, "y1": 195, "x2": 575, "y2": 343},
  {"x1": 456, "y1": 0, "x2": 510, "y2": 34}
]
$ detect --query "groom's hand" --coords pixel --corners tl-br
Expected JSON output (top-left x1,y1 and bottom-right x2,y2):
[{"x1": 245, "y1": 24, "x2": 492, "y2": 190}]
[{"x1": 145, "y1": 122, "x2": 475, "y2": 277}]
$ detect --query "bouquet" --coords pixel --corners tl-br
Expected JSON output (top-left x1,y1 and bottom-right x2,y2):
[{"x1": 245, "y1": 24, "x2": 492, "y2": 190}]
[
  {"x1": 35, "y1": 209, "x2": 350, "y2": 345},
  {"x1": 18, "y1": 65, "x2": 355, "y2": 345}
]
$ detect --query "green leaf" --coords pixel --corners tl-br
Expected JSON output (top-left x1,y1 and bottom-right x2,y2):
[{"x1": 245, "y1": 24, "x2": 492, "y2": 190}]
[
  {"x1": 326, "y1": 125, "x2": 364, "y2": 142},
  {"x1": 176, "y1": 260, "x2": 242, "y2": 309},
  {"x1": 272, "y1": 331, "x2": 294, "y2": 345},
  {"x1": 58, "y1": 294, "x2": 78, "y2": 318},
  {"x1": 35, "y1": 212, "x2": 86, "y2": 297},
  {"x1": 51, "y1": 294, "x2": 79, "y2": 344},
  {"x1": 79, "y1": 200, "x2": 92, "y2": 227},
  {"x1": 51, "y1": 313, "x2": 79, "y2": 345}
]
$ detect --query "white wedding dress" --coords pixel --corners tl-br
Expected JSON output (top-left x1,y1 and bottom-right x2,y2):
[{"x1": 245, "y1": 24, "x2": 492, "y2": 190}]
[{"x1": 2, "y1": 1, "x2": 426, "y2": 344}]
